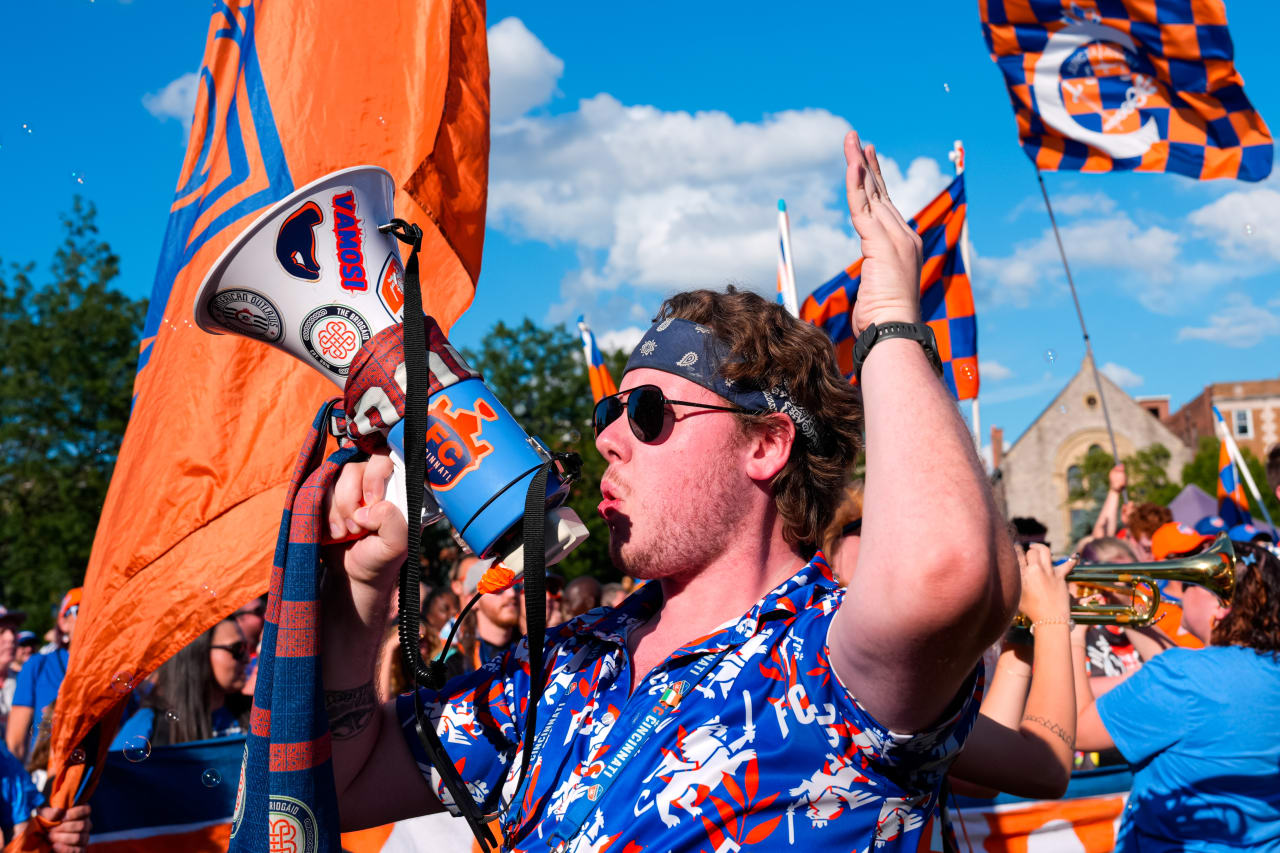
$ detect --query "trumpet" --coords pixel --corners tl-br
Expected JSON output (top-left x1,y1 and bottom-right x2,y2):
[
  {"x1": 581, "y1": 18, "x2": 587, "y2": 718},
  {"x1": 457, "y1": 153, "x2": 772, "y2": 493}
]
[{"x1": 1024, "y1": 533, "x2": 1236, "y2": 628}]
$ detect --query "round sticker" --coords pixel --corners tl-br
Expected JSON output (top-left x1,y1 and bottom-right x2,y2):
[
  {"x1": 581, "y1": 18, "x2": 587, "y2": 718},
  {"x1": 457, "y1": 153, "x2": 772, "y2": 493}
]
[
  {"x1": 300, "y1": 304, "x2": 371, "y2": 376},
  {"x1": 208, "y1": 289, "x2": 284, "y2": 343},
  {"x1": 268, "y1": 796, "x2": 318, "y2": 853}
]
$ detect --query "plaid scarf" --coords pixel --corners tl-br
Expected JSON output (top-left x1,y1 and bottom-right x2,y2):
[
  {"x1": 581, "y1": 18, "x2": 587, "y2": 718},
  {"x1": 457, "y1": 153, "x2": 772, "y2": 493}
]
[{"x1": 230, "y1": 320, "x2": 475, "y2": 852}]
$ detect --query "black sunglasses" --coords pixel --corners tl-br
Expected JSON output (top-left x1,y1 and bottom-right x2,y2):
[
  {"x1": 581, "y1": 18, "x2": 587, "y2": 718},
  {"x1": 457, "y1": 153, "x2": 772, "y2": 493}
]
[
  {"x1": 211, "y1": 641, "x2": 250, "y2": 663},
  {"x1": 593, "y1": 384, "x2": 756, "y2": 443}
]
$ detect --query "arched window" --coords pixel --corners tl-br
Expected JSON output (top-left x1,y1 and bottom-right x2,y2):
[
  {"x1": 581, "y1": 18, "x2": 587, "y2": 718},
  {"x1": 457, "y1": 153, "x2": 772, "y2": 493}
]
[{"x1": 1067, "y1": 464, "x2": 1083, "y2": 493}]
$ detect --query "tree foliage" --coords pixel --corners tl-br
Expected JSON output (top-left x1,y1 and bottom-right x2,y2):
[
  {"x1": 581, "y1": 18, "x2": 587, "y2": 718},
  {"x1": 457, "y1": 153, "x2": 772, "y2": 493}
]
[
  {"x1": 0, "y1": 199, "x2": 147, "y2": 636},
  {"x1": 462, "y1": 319, "x2": 629, "y2": 582}
]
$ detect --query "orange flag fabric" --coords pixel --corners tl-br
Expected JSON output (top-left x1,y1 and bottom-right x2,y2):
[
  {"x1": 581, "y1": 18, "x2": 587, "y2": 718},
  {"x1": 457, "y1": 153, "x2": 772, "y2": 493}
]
[{"x1": 24, "y1": 0, "x2": 488, "y2": 841}]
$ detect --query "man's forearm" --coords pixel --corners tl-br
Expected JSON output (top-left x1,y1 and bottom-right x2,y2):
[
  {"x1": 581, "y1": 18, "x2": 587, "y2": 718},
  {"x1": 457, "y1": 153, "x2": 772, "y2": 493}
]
[
  {"x1": 1020, "y1": 624, "x2": 1077, "y2": 778},
  {"x1": 857, "y1": 339, "x2": 1014, "y2": 625},
  {"x1": 321, "y1": 562, "x2": 395, "y2": 793}
]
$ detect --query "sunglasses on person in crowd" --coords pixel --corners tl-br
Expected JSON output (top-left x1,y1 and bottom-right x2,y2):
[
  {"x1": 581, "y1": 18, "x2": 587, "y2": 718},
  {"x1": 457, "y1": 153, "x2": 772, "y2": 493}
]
[
  {"x1": 212, "y1": 641, "x2": 251, "y2": 663},
  {"x1": 592, "y1": 384, "x2": 758, "y2": 444}
]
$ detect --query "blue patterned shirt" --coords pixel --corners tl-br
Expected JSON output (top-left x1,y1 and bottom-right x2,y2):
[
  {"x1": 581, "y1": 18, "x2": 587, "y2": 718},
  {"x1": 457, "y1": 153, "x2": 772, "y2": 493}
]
[{"x1": 396, "y1": 555, "x2": 984, "y2": 852}]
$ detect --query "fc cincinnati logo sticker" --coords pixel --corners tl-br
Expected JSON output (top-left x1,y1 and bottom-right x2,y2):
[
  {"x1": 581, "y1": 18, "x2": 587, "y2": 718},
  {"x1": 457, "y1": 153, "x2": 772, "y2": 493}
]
[
  {"x1": 208, "y1": 289, "x2": 284, "y2": 343},
  {"x1": 268, "y1": 796, "x2": 318, "y2": 853},
  {"x1": 425, "y1": 395, "x2": 498, "y2": 491},
  {"x1": 331, "y1": 189, "x2": 368, "y2": 292},
  {"x1": 376, "y1": 252, "x2": 405, "y2": 321},
  {"x1": 300, "y1": 304, "x2": 371, "y2": 376}
]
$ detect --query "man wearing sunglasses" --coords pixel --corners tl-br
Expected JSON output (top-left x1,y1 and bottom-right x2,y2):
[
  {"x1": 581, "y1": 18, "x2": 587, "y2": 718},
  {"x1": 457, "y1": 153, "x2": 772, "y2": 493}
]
[{"x1": 317, "y1": 132, "x2": 1018, "y2": 850}]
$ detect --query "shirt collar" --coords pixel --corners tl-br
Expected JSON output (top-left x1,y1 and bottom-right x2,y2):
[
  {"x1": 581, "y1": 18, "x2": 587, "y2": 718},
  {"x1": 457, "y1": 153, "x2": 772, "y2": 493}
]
[{"x1": 576, "y1": 553, "x2": 839, "y2": 653}]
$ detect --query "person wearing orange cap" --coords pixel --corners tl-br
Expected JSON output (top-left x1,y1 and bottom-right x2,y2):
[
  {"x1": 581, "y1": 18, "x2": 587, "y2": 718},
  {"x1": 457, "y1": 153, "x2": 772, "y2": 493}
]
[{"x1": 4, "y1": 588, "x2": 80, "y2": 760}]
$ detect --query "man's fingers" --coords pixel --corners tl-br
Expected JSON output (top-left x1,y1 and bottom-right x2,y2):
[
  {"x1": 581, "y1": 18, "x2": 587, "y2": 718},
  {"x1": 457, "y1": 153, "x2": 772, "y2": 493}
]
[
  {"x1": 329, "y1": 461, "x2": 368, "y2": 539},
  {"x1": 362, "y1": 452, "x2": 393, "y2": 507}
]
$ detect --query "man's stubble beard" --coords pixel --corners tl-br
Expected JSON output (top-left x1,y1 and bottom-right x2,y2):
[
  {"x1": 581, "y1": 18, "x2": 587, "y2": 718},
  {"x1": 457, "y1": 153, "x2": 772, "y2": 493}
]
[{"x1": 609, "y1": 455, "x2": 747, "y2": 581}]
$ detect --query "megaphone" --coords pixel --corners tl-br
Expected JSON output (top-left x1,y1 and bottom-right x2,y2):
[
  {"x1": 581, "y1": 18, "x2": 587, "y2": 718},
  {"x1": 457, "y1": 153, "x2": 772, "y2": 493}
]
[{"x1": 194, "y1": 166, "x2": 587, "y2": 572}]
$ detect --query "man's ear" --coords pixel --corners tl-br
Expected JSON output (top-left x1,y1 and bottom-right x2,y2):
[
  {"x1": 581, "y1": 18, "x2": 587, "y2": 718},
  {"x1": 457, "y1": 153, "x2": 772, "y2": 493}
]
[{"x1": 743, "y1": 415, "x2": 794, "y2": 482}]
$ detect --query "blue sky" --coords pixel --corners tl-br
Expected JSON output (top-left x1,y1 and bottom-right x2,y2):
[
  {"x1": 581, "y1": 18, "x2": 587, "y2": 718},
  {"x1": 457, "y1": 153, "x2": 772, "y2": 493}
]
[{"x1": 3, "y1": 1, "x2": 1278, "y2": 456}]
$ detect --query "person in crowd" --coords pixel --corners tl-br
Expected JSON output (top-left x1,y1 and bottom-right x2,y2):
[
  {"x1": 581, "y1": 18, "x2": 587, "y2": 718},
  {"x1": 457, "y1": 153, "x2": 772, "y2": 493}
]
[
  {"x1": 6, "y1": 589, "x2": 79, "y2": 760},
  {"x1": 1120, "y1": 502, "x2": 1172, "y2": 561},
  {"x1": 0, "y1": 739, "x2": 40, "y2": 846},
  {"x1": 1011, "y1": 516, "x2": 1050, "y2": 553},
  {"x1": 231, "y1": 596, "x2": 266, "y2": 651},
  {"x1": 0, "y1": 606, "x2": 25, "y2": 732},
  {"x1": 561, "y1": 576, "x2": 602, "y2": 621},
  {"x1": 599, "y1": 583, "x2": 626, "y2": 609},
  {"x1": 460, "y1": 561, "x2": 521, "y2": 669},
  {"x1": 1229, "y1": 522, "x2": 1275, "y2": 545},
  {"x1": 13, "y1": 633, "x2": 36, "y2": 670},
  {"x1": 1089, "y1": 463, "x2": 1128, "y2": 540},
  {"x1": 949, "y1": 543, "x2": 1078, "y2": 799},
  {"x1": 112, "y1": 617, "x2": 250, "y2": 748},
  {"x1": 422, "y1": 587, "x2": 461, "y2": 645},
  {"x1": 1073, "y1": 540, "x2": 1280, "y2": 851},
  {"x1": 314, "y1": 132, "x2": 1017, "y2": 848},
  {"x1": 821, "y1": 482, "x2": 863, "y2": 585}
]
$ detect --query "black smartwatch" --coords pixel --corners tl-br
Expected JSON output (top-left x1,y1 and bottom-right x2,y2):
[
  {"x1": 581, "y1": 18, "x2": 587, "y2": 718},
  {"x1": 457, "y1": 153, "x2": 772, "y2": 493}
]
[{"x1": 850, "y1": 321, "x2": 944, "y2": 382}]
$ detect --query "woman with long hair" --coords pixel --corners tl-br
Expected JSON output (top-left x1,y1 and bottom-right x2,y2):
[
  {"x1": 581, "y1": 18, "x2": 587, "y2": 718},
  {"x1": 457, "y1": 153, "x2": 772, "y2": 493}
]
[
  {"x1": 112, "y1": 618, "x2": 250, "y2": 747},
  {"x1": 1074, "y1": 541, "x2": 1280, "y2": 850}
]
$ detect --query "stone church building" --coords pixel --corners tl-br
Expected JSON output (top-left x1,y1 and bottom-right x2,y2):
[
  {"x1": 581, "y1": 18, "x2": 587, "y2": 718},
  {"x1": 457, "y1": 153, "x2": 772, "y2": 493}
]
[{"x1": 992, "y1": 354, "x2": 1193, "y2": 554}]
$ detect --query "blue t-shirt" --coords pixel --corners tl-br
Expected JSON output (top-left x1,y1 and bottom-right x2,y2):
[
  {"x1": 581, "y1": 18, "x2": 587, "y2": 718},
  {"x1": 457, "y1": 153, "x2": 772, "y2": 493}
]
[
  {"x1": 11, "y1": 649, "x2": 69, "y2": 754},
  {"x1": 396, "y1": 556, "x2": 984, "y2": 852},
  {"x1": 0, "y1": 741, "x2": 40, "y2": 841},
  {"x1": 1097, "y1": 645, "x2": 1280, "y2": 852}
]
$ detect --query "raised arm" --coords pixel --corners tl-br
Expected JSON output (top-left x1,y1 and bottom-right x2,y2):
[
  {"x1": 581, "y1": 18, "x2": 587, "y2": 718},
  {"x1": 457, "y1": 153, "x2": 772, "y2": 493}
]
[
  {"x1": 319, "y1": 453, "x2": 441, "y2": 829},
  {"x1": 1090, "y1": 465, "x2": 1126, "y2": 539},
  {"x1": 949, "y1": 546, "x2": 1078, "y2": 798},
  {"x1": 829, "y1": 131, "x2": 1019, "y2": 732}
]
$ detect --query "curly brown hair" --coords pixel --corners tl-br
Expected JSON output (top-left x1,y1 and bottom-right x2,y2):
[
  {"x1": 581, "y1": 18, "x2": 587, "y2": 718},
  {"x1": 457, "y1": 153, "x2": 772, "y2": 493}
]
[
  {"x1": 1212, "y1": 541, "x2": 1280, "y2": 657},
  {"x1": 655, "y1": 287, "x2": 863, "y2": 554},
  {"x1": 1126, "y1": 502, "x2": 1172, "y2": 541}
]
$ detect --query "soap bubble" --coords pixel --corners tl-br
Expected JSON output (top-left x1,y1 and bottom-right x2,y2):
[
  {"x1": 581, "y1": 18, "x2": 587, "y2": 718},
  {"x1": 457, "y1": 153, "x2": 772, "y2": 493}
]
[
  {"x1": 165, "y1": 709, "x2": 180, "y2": 722},
  {"x1": 71, "y1": 171, "x2": 84, "y2": 184},
  {"x1": 943, "y1": 82, "x2": 951, "y2": 93},
  {"x1": 21, "y1": 123, "x2": 32, "y2": 134},
  {"x1": 1044, "y1": 349, "x2": 1057, "y2": 364},
  {"x1": 122, "y1": 736, "x2": 151, "y2": 763},
  {"x1": 1244, "y1": 223, "x2": 1254, "y2": 236},
  {"x1": 110, "y1": 671, "x2": 137, "y2": 694},
  {"x1": 69, "y1": 749, "x2": 87, "y2": 764},
  {"x1": 1058, "y1": 404, "x2": 1069, "y2": 415},
  {"x1": 200, "y1": 582, "x2": 217, "y2": 598},
  {"x1": 201, "y1": 768, "x2": 222, "y2": 788}
]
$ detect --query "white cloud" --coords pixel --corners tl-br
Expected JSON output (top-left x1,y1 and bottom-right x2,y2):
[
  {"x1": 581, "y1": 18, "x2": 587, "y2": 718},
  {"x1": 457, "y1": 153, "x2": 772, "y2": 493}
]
[
  {"x1": 1006, "y1": 190, "x2": 1117, "y2": 222},
  {"x1": 978, "y1": 359, "x2": 1013, "y2": 381},
  {"x1": 595, "y1": 325, "x2": 645, "y2": 354},
  {"x1": 1100, "y1": 361, "x2": 1143, "y2": 388},
  {"x1": 487, "y1": 17, "x2": 563, "y2": 123},
  {"x1": 1188, "y1": 186, "x2": 1280, "y2": 264},
  {"x1": 142, "y1": 71, "x2": 199, "y2": 137},
  {"x1": 490, "y1": 88, "x2": 950, "y2": 321},
  {"x1": 1177, "y1": 293, "x2": 1280, "y2": 348}
]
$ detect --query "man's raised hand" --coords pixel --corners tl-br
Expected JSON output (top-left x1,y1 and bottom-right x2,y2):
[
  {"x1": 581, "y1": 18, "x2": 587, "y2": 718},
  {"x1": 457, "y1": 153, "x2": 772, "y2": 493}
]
[
  {"x1": 322, "y1": 451, "x2": 407, "y2": 592},
  {"x1": 843, "y1": 131, "x2": 923, "y2": 337}
]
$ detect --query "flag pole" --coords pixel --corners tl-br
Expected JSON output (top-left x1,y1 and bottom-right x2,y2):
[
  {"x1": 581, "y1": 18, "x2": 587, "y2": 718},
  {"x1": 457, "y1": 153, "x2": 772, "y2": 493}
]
[
  {"x1": 777, "y1": 200, "x2": 801, "y2": 318},
  {"x1": 1213, "y1": 407, "x2": 1276, "y2": 529},
  {"x1": 950, "y1": 140, "x2": 981, "y2": 451},
  {"x1": 1035, "y1": 168, "x2": 1129, "y2": 503}
]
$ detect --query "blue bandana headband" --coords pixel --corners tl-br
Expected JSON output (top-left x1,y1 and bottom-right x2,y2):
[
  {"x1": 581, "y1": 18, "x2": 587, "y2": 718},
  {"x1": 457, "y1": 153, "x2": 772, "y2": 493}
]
[{"x1": 624, "y1": 317, "x2": 827, "y2": 451}]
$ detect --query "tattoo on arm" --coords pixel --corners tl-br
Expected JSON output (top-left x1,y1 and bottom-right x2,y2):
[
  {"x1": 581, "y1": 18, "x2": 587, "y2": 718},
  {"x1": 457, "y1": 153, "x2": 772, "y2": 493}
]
[
  {"x1": 325, "y1": 682, "x2": 377, "y2": 740},
  {"x1": 1022, "y1": 714, "x2": 1075, "y2": 750}
]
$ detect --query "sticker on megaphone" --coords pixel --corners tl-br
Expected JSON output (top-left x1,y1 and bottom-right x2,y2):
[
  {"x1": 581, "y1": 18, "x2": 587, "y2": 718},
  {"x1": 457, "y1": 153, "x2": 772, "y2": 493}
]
[{"x1": 193, "y1": 165, "x2": 587, "y2": 568}]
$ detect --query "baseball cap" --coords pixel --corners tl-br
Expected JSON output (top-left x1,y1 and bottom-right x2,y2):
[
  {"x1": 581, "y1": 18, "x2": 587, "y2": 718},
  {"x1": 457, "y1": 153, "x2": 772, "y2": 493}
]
[
  {"x1": 59, "y1": 587, "x2": 84, "y2": 620},
  {"x1": 1151, "y1": 522, "x2": 1213, "y2": 561},
  {"x1": 0, "y1": 605, "x2": 27, "y2": 627},
  {"x1": 16, "y1": 631, "x2": 36, "y2": 646},
  {"x1": 1193, "y1": 515, "x2": 1228, "y2": 536},
  {"x1": 1229, "y1": 523, "x2": 1275, "y2": 544}
]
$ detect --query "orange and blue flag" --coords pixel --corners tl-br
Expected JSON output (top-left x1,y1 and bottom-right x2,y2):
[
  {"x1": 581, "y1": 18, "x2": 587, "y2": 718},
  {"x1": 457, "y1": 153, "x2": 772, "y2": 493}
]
[
  {"x1": 577, "y1": 316, "x2": 618, "y2": 404},
  {"x1": 1217, "y1": 438, "x2": 1251, "y2": 526},
  {"x1": 800, "y1": 173, "x2": 978, "y2": 400},
  {"x1": 20, "y1": 0, "x2": 489, "y2": 845},
  {"x1": 980, "y1": 0, "x2": 1272, "y2": 181}
]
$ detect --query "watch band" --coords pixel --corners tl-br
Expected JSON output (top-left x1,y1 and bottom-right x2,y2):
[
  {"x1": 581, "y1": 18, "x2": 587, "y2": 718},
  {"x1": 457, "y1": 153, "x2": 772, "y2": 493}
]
[{"x1": 850, "y1": 321, "x2": 944, "y2": 382}]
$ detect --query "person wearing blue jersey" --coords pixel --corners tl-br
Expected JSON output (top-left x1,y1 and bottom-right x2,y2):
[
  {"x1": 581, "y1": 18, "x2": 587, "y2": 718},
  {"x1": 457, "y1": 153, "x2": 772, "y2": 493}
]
[
  {"x1": 1074, "y1": 540, "x2": 1280, "y2": 852},
  {"x1": 315, "y1": 131, "x2": 1019, "y2": 851}
]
